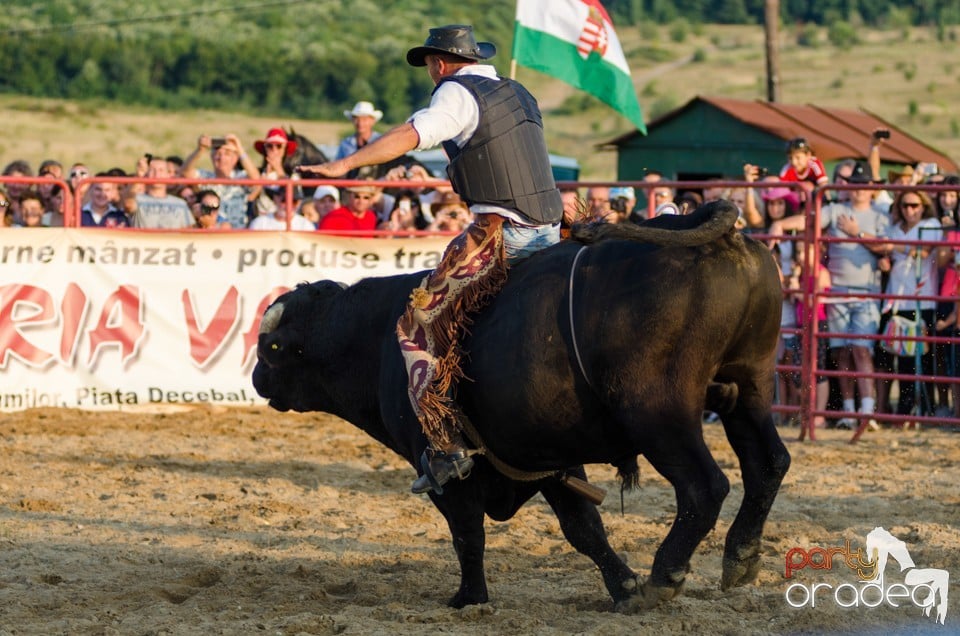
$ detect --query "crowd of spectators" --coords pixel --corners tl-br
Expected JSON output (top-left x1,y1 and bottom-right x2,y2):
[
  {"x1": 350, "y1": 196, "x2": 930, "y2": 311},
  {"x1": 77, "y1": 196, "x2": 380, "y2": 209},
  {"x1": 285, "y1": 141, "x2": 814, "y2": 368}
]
[
  {"x1": 547, "y1": 130, "x2": 960, "y2": 432},
  {"x1": 0, "y1": 103, "x2": 475, "y2": 232},
  {"x1": 4, "y1": 116, "x2": 960, "y2": 430}
]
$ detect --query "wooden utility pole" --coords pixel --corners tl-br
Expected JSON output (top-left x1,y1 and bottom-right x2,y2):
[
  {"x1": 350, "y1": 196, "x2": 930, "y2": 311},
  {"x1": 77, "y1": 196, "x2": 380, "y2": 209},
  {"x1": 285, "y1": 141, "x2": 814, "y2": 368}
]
[{"x1": 764, "y1": 0, "x2": 781, "y2": 102}]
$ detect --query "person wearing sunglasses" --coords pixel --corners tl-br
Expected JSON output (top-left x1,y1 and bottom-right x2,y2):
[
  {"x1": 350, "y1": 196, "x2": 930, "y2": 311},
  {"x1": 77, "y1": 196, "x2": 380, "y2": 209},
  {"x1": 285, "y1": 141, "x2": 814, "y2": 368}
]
[
  {"x1": 191, "y1": 190, "x2": 231, "y2": 229},
  {"x1": 67, "y1": 162, "x2": 92, "y2": 203},
  {"x1": 316, "y1": 182, "x2": 379, "y2": 232},
  {"x1": 253, "y1": 128, "x2": 302, "y2": 218},
  {"x1": 877, "y1": 190, "x2": 942, "y2": 426},
  {"x1": 181, "y1": 133, "x2": 260, "y2": 228}
]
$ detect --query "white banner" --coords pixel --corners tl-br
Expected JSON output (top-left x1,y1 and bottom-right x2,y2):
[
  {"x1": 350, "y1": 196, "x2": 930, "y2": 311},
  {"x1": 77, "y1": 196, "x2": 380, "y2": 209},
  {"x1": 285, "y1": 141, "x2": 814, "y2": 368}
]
[{"x1": 0, "y1": 229, "x2": 451, "y2": 411}]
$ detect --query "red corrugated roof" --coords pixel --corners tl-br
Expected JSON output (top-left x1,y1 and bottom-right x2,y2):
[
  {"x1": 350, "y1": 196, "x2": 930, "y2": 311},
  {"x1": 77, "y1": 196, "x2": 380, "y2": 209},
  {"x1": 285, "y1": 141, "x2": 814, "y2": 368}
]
[{"x1": 605, "y1": 95, "x2": 957, "y2": 172}]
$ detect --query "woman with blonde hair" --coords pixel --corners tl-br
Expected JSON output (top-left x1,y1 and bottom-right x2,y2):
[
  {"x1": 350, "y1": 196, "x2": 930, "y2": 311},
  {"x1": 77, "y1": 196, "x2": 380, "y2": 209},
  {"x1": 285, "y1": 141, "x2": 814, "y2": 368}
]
[{"x1": 879, "y1": 189, "x2": 942, "y2": 425}]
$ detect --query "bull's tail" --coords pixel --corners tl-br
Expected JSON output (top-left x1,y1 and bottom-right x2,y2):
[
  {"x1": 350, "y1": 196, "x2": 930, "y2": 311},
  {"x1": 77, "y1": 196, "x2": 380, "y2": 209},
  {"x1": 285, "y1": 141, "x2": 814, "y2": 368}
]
[
  {"x1": 570, "y1": 199, "x2": 739, "y2": 247},
  {"x1": 615, "y1": 456, "x2": 640, "y2": 492}
]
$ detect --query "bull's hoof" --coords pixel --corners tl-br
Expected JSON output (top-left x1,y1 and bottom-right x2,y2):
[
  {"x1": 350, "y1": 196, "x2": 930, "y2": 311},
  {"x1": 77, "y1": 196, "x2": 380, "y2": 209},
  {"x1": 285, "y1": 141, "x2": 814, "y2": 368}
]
[
  {"x1": 447, "y1": 590, "x2": 488, "y2": 609},
  {"x1": 614, "y1": 578, "x2": 684, "y2": 613},
  {"x1": 721, "y1": 554, "x2": 762, "y2": 590}
]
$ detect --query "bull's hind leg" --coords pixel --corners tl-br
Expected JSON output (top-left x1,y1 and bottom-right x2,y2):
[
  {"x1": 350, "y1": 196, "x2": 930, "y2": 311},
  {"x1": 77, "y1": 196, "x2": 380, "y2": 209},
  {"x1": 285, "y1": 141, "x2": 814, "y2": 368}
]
[
  {"x1": 718, "y1": 398, "x2": 791, "y2": 590},
  {"x1": 539, "y1": 467, "x2": 639, "y2": 606},
  {"x1": 620, "y1": 426, "x2": 730, "y2": 611}
]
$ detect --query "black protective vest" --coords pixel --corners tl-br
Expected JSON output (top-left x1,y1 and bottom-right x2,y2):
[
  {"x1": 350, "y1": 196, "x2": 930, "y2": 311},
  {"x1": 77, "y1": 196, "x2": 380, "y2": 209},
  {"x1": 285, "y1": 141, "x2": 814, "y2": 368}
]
[{"x1": 439, "y1": 74, "x2": 563, "y2": 225}]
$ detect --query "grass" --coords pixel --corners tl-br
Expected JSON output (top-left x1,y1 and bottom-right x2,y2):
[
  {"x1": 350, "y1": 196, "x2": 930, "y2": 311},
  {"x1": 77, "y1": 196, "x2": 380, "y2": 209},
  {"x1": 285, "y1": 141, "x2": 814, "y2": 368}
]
[{"x1": 3, "y1": 24, "x2": 960, "y2": 180}]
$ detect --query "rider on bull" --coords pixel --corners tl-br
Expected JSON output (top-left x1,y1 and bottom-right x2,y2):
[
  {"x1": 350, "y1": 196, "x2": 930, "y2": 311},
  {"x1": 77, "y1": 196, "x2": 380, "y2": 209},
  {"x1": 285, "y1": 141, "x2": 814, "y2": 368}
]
[{"x1": 300, "y1": 25, "x2": 564, "y2": 494}]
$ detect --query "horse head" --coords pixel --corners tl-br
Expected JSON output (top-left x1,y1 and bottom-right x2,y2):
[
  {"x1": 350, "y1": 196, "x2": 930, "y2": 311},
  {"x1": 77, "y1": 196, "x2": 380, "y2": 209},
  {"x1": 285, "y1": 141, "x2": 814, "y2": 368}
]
[
  {"x1": 285, "y1": 128, "x2": 330, "y2": 196},
  {"x1": 285, "y1": 127, "x2": 328, "y2": 173}
]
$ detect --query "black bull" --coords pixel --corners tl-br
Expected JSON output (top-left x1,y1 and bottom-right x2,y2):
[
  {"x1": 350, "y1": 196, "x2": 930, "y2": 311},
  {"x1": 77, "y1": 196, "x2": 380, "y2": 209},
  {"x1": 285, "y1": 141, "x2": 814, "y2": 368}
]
[{"x1": 253, "y1": 201, "x2": 791, "y2": 611}]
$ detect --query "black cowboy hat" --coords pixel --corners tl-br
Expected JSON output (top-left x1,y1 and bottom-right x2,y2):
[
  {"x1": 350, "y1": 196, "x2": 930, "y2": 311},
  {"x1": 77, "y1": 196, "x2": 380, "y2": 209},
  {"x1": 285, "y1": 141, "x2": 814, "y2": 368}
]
[
  {"x1": 406, "y1": 25, "x2": 496, "y2": 67},
  {"x1": 847, "y1": 161, "x2": 876, "y2": 184}
]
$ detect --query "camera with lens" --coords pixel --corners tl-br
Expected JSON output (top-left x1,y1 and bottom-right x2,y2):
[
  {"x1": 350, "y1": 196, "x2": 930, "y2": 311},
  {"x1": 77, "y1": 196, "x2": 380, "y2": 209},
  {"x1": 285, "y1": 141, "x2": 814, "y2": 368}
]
[
  {"x1": 757, "y1": 167, "x2": 768, "y2": 178},
  {"x1": 610, "y1": 196, "x2": 628, "y2": 213},
  {"x1": 873, "y1": 129, "x2": 891, "y2": 140}
]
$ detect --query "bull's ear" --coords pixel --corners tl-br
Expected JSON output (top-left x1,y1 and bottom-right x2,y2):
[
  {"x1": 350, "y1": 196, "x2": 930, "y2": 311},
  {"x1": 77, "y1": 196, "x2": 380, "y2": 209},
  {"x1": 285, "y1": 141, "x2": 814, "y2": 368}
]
[{"x1": 304, "y1": 280, "x2": 349, "y2": 299}]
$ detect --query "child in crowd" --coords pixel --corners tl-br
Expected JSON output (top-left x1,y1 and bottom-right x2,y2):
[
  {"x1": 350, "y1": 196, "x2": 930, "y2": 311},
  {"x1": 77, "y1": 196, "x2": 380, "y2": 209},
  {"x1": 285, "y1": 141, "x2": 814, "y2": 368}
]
[{"x1": 779, "y1": 137, "x2": 829, "y2": 201}]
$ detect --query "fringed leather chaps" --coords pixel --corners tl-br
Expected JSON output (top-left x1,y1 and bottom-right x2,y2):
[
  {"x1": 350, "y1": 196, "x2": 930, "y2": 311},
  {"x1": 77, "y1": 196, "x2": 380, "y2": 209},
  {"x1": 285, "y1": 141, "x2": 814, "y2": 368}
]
[{"x1": 396, "y1": 214, "x2": 508, "y2": 448}]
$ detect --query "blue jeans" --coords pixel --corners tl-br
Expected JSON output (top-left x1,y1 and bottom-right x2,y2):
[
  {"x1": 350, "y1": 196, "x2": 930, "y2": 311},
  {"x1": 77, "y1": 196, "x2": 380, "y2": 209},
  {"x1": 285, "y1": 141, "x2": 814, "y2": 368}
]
[
  {"x1": 826, "y1": 296, "x2": 880, "y2": 349},
  {"x1": 502, "y1": 222, "x2": 561, "y2": 264}
]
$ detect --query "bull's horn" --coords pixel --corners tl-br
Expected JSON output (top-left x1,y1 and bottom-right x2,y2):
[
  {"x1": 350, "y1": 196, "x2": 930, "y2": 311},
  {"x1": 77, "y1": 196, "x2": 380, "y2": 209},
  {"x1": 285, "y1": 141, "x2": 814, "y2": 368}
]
[{"x1": 259, "y1": 303, "x2": 284, "y2": 334}]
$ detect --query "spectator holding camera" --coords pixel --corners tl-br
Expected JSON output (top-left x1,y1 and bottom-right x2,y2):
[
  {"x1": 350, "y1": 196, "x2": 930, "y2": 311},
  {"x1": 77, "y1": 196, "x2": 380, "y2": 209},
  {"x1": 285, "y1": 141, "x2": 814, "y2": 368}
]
[
  {"x1": 379, "y1": 189, "x2": 429, "y2": 233},
  {"x1": 189, "y1": 190, "x2": 230, "y2": 230},
  {"x1": 741, "y1": 163, "x2": 776, "y2": 229},
  {"x1": 429, "y1": 191, "x2": 473, "y2": 232},
  {"x1": 865, "y1": 127, "x2": 898, "y2": 209},
  {"x1": 934, "y1": 174, "x2": 960, "y2": 228},
  {"x1": 181, "y1": 133, "x2": 260, "y2": 228},
  {"x1": 768, "y1": 161, "x2": 889, "y2": 429}
]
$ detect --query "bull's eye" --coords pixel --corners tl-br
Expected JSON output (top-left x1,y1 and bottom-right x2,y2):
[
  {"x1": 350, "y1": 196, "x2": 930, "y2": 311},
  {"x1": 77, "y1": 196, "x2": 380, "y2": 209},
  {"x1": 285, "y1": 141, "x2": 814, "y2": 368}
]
[{"x1": 271, "y1": 343, "x2": 279, "y2": 350}]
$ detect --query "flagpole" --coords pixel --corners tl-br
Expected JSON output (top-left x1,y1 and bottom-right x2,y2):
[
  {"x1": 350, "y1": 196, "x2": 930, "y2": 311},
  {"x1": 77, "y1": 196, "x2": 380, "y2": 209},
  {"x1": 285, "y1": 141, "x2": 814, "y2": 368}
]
[{"x1": 510, "y1": 58, "x2": 517, "y2": 80}]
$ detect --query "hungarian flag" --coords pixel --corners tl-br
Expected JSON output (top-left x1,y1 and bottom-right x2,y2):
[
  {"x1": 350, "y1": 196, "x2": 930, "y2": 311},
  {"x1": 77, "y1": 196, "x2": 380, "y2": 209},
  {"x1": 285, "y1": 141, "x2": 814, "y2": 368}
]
[{"x1": 512, "y1": 0, "x2": 646, "y2": 133}]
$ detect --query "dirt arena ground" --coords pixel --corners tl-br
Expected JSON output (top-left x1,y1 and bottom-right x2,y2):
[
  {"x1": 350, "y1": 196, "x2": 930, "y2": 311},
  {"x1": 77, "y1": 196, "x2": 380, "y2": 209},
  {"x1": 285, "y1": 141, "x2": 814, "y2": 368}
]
[{"x1": 1, "y1": 406, "x2": 957, "y2": 635}]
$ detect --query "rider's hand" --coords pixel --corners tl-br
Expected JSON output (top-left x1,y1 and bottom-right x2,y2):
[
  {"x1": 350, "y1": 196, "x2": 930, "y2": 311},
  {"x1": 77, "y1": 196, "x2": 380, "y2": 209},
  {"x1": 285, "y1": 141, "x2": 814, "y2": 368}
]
[{"x1": 299, "y1": 160, "x2": 350, "y2": 178}]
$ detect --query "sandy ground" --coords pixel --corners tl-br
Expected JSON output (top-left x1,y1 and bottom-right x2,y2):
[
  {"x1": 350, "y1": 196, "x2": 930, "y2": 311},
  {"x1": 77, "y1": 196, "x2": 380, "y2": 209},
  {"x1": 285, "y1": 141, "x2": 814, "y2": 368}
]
[{"x1": 1, "y1": 406, "x2": 957, "y2": 635}]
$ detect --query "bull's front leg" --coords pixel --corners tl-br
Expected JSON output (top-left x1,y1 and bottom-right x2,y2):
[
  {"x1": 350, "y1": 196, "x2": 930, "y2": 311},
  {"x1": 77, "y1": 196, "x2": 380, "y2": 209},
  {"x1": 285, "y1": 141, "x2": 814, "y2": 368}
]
[{"x1": 433, "y1": 489, "x2": 488, "y2": 608}]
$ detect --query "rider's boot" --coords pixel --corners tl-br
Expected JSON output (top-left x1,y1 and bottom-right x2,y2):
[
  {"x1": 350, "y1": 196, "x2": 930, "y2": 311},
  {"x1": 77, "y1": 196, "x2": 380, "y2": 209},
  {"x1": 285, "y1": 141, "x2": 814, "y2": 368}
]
[{"x1": 411, "y1": 432, "x2": 474, "y2": 495}]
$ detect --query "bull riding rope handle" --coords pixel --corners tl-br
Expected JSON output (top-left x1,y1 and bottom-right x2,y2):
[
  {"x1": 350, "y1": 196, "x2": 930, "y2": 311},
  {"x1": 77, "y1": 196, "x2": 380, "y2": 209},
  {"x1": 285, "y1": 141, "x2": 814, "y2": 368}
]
[{"x1": 457, "y1": 411, "x2": 606, "y2": 506}]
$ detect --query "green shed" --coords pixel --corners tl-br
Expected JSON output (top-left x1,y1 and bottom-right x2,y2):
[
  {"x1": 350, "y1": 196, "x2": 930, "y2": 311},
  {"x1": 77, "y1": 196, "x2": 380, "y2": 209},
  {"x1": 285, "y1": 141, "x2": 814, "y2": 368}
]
[{"x1": 600, "y1": 95, "x2": 957, "y2": 181}]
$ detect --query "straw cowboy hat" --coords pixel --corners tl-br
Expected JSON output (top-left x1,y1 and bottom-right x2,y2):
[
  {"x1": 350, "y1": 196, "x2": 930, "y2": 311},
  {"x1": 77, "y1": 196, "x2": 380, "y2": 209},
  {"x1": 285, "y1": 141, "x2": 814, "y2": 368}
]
[
  {"x1": 343, "y1": 101, "x2": 383, "y2": 122},
  {"x1": 254, "y1": 128, "x2": 297, "y2": 157},
  {"x1": 887, "y1": 165, "x2": 915, "y2": 183},
  {"x1": 406, "y1": 24, "x2": 496, "y2": 67}
]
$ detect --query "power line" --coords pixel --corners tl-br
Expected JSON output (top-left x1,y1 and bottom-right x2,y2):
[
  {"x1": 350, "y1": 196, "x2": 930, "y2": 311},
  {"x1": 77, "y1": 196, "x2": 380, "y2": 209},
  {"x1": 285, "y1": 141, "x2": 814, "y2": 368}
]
[{"x1": 1, "y1": 0, "x2": 312, "y2": 36}]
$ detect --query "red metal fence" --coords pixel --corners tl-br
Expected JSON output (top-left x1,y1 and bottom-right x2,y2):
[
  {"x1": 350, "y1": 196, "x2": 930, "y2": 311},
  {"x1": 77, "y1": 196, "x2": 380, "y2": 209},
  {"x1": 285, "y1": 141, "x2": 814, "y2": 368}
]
[{"x1": 4, "y1": 174, "x2": 959, "y2": 440}]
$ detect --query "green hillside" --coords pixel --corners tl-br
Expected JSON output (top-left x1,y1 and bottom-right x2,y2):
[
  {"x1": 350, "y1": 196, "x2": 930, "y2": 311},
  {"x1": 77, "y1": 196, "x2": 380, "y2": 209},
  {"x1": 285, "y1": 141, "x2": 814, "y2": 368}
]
[{"x1": 2, "y1": 11, "x2": 960, "y2": 180}]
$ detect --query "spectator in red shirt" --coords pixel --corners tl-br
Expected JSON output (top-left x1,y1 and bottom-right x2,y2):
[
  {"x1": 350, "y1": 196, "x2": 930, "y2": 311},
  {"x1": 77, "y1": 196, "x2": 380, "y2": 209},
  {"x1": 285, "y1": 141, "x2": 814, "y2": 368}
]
[
  {"x1": 317, "y1": 182, "x2": 379, "y2": 232},
  {"x1": 779, "y1": 137, "x2": 828, "y2": 201}
]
